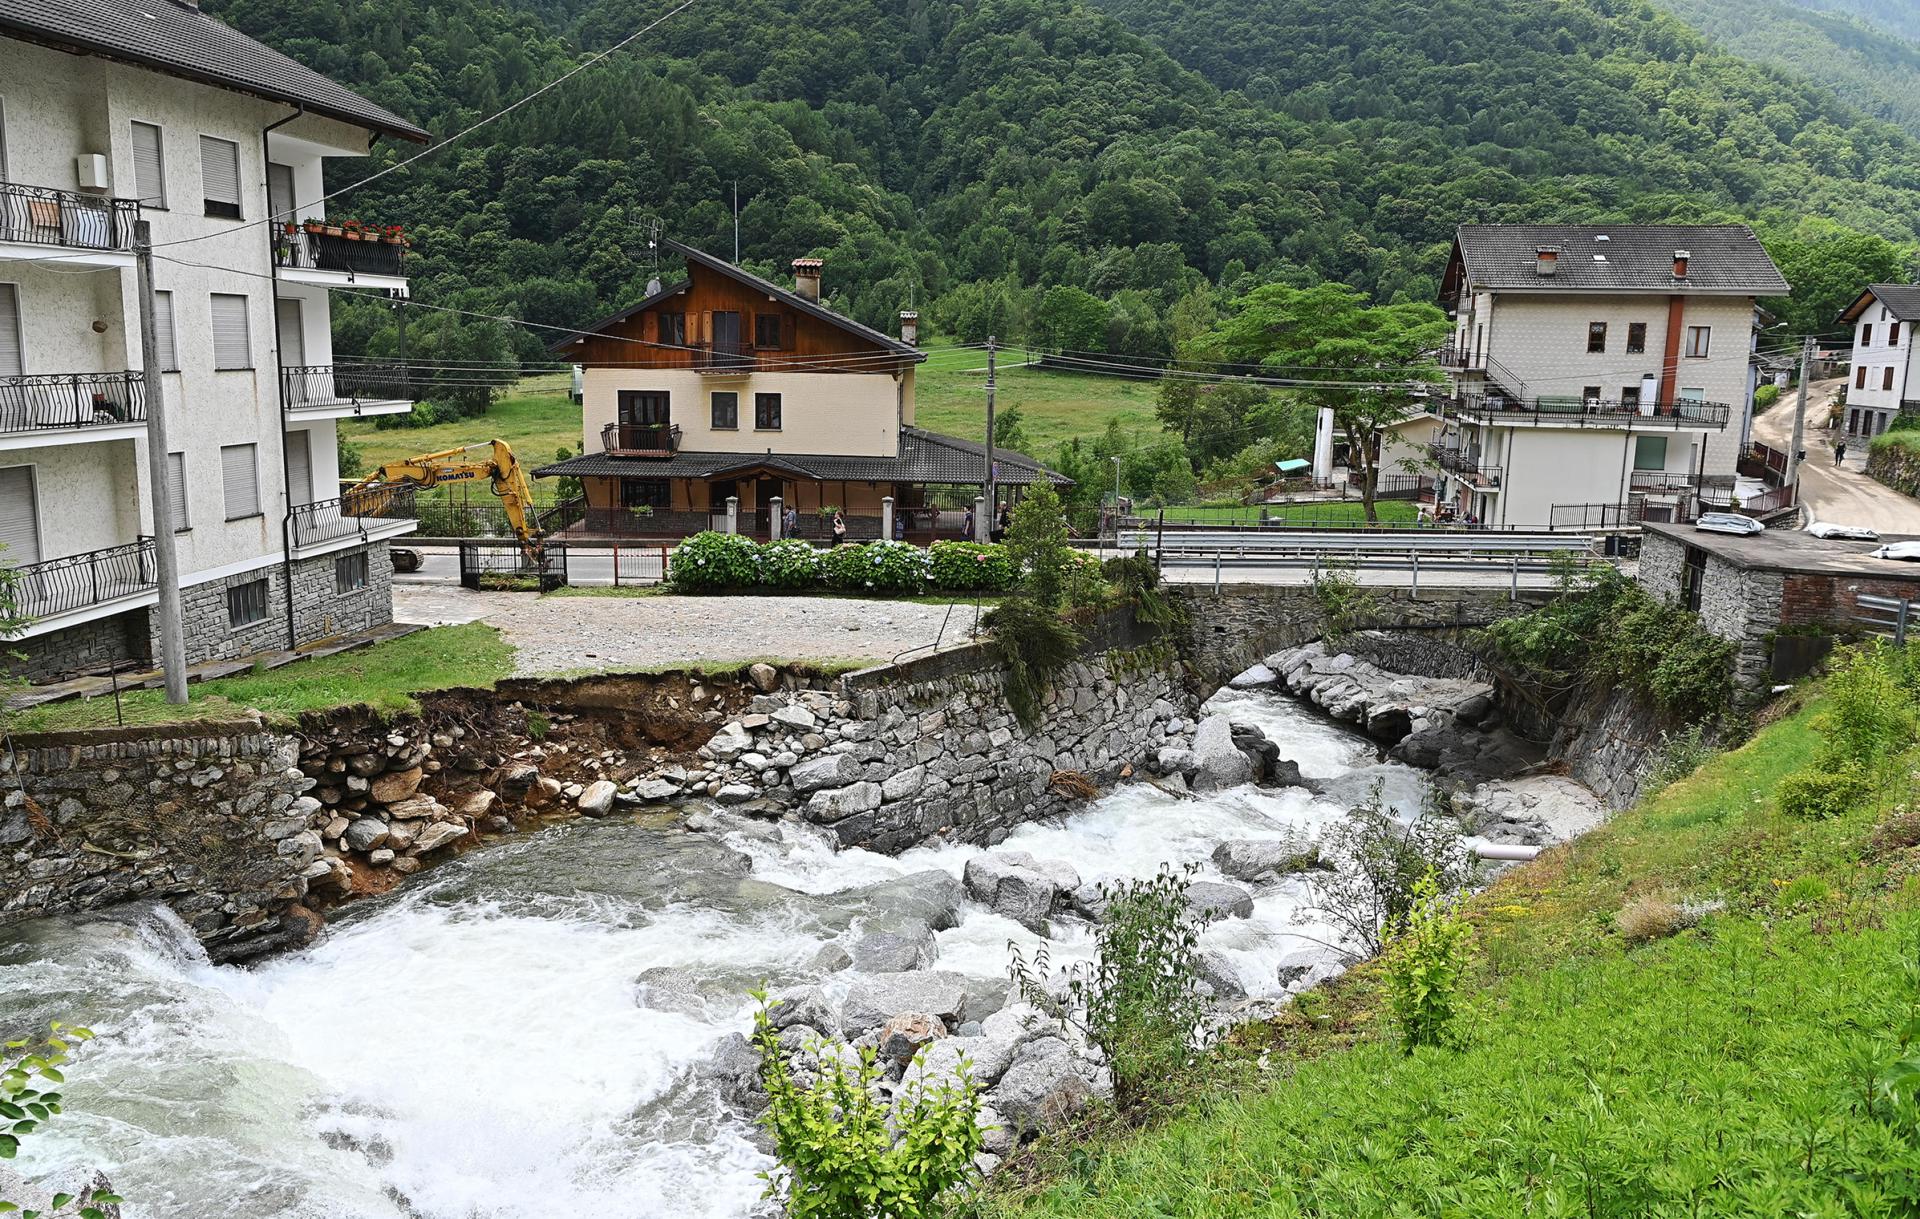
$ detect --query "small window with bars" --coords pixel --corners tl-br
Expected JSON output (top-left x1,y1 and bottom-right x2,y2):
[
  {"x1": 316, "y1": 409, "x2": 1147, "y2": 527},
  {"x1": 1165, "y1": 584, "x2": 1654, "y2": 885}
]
[
  {"x1": 335, "y1": 551, "x2": 369, "y2": 593},
  {"x1": 227, "y1": 577, "x2": 268, "y2": 629}
]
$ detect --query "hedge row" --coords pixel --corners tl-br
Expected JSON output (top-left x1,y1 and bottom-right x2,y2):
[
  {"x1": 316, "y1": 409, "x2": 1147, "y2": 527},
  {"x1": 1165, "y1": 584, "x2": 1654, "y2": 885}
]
[{"x1": 667, "y1": 532, "x2": 1019, "y2": 594}]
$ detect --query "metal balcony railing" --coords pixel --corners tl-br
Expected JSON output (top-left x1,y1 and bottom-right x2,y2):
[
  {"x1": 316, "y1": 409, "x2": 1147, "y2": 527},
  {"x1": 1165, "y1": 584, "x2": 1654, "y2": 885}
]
[
  {"x1": 290, "y1": 485, "x2": 416, "y2": 550},
  {"x1": 10, "y1": 538, "x2": 155, "y2": 620},
  {"x1": 1426, "y1": 443, "x2": 1503, "y2": 488},
  {"x1": 0, "y1": 183, "x2": 138, "y2": 252},
  {"x1": 1628, "y1": 470, "x2": 1737, "y2": 493},
  {"x1": 1449, "y1": 395, "x2": 1732, "y2": 429},
  {"x1": 272, "y1": 228, "x2": 408, "y2": 278},
  {"x1": 692, "y1": 342, "x2": 754, "y2": 373},
  {"x1": 0, "y1": 371, "x2": 145, "y2": 435},
  {"x1": 601, "y1": 422, "x2": 681, "y2": 456},
  {"x1": 281, "y1": 364, "x2": 414, "y2": 413}
]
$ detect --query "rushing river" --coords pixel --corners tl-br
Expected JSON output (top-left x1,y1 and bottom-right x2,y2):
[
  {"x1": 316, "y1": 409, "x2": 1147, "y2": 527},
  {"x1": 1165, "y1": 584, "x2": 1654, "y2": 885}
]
[{"x1": 0, "y1": 690, "x2": 1429, "y2": 1219}]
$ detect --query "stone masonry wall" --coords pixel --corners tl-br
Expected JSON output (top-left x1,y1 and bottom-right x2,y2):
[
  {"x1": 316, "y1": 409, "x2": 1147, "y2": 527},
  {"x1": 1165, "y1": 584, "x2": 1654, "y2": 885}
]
[
  {"x1": 0, "y1": 721, "x2": 321, "y2": 961},
  {"x1": 7, "y1": 610, "x2": 151, "y2": 682},
  {"x1": 1637, "y1": 531, "x2": 1685, "y2": 603},
  {"x1": 152, "y1": 543, "x2": 395, "y2": 667},
  {"x1": 292, "y1": 543, "x2": 395, "y2": 644}
]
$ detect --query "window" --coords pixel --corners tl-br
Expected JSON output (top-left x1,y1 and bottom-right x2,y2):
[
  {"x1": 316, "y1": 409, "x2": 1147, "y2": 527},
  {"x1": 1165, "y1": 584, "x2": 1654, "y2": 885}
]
[
  {"x1": 227, "y1": 578, "x2": 268, "y2": 628},
  {"x1": 334, "y1": 551, "x2": 369, "y2": 593},
  {"x1": 620, "y1": 478, "x2": 671, "y2": 509},
  {"x1": 284, "y1": 430, "x2": 312, "y2": 507},
  {"x1": 1864, "y1": 324, "x2": 1875, "y2": 347},
  {"x1": 1582, "y1": 385, "x2": 1602, "y2": 404},
  {"x1": 209, "y1": 294, "x2": 250, "y2": 369},
  {"x1": 1858, "y1": 365, "x2": 1871, "y2": 390},
  {"x1": 131, "y1": 122, "x2": 166, "y2": 208},
  {"x1": 1886, "y1": 367, "x2": 1898, "y2": 392},
  {"x1": 711, "y1": 390, "x2": 738, "y2": 429},
  {"x1": 0, "y1": 284, "x2": 20, "y2": 379},
  {"x1": 220, "y1": 442, "x2": 259, "y2": 519},
  {"x1": 1680, "y1": 545, "x2": 1706, "y2": 614},
  {"x1": 1586, "y1": 322, "x2": 1607, "y2": 353},
  {"x1": 1625, "y1": 322, "x2": 1647, "y2": 354},
  {"x1": 755, "y1": 313, "x2": 784, "y2": 349},
  {"x1": 657, "y1": 312, "x2": 686, "y2": 348},
  {"x1": 1621, "y1": 385, "x2": 1641, "y2": 409},
  {"x1": 166, "y1": 451, "x2": 188, "y2": 532},
  {"x1": 199, "y1": 135, "x2": 241, "y2": 219},
  {"x1": 266, "y1": 162, "x2": 295, "y2": 222},
  {"x1": 1894, "y1": 324, "x2": 1904, "y2": 348},
  {"x1": 0, "y1": 466, "x2": 41, "y2": 568},
  {"x1": 1684, "y1": 326, "x2": 1711, "y2": 358},
  {"x1": 1633, "y1": 435, "x2": 1668, "y2": 471},
  {"x1": 151, "y1": 290, "x2": 178, "y2": 371},
  {"x1": 754, "y1": 392, "x2": 782, "y2": 430}
]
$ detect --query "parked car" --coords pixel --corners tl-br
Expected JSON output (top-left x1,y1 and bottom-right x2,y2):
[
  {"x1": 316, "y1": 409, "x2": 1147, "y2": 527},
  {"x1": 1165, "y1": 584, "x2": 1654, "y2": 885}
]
[
  {"x1": 1873, "y1": 541, "x2": 1920, "y2": 562},
  {"x1": 1695, "y1": 513, "x2": 1765, "y2": 536},
  {"x1": 1807, "y1": 520, "x2": 1881, "y2": 541}
]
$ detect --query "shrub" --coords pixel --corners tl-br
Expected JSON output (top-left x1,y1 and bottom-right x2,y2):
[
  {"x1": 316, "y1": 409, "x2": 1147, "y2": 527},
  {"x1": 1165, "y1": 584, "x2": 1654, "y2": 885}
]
[
  {"x1": 823, "y1": 540, "x2": 932, "y2": 594},
  {"x1": 984, "y1": 594, "x2": 1083, "y2": 728},
  {"x1": 1105, "y1": 551, "x2": 1182, "y2": 628},
  {"x1": 1305, "y1": 785, "x2": 1477, "y2": 959},
  {"x1": 758, "y1": 538, "x2": 824, "y2": 590},
  {"x1": 1817, "y1": 643, "x2": 1917, "y2": 765},
  {"x1": 669, "y1": 531, "x2": 760, "y2": 591},
  {"x1": 1009, "y1": 866, "x2": 1211, "y2": 1105},
  {"x1": 1753, "y1": 383, "x2": 1782, "y2": 411},
  {"x1": 1776, "y1": 763, "x2": 1873, "y2": 820},
  {"x1": 1643, "y1": 724, "x2": 1715, "y2": 796},
  {"x1": 1063, "y1": 548, "x2": 1111, "y2": 609},
  {"x1": 751, "y1": 996, "x2": 982, "y2": 1219},
  {"x1": 1383, "y1": 872, "x2": 1474, "y2": 1053},
  {"x1": 928, "y1": 540, "x2": 1015, "y2": 592}
]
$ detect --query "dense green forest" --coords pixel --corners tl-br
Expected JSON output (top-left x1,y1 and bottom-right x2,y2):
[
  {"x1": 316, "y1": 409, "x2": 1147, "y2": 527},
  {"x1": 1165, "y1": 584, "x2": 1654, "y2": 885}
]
[{"x1": 208, "y1": 0, "x2": 1920, "y2": 370}]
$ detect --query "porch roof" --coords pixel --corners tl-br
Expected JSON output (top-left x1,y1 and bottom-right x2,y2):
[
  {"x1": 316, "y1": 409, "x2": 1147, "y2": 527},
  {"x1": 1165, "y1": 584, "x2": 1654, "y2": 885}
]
[{"x1": 532, "y1": 426, "x2": 1072, "y2": 486}]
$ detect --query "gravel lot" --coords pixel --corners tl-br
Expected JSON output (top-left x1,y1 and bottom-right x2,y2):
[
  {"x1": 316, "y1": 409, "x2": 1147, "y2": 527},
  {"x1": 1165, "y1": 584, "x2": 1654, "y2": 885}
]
[{"x1": 393, "y1": 586, "x2": 988, "y2": 676}]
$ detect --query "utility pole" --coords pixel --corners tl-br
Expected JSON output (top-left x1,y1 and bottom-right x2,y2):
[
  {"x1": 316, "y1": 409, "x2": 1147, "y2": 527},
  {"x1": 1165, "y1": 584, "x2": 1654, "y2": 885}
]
[
  {"x1": 732, "y1": 181, "x2": 740, "y2": 264},
  {"x1": 134, "y1": 221, "x2": 188, "y2": 704},
  {"x1": 983, "y1": 336, "x2": 998, "y2": 518},
  {"x1": 1787, "y1": 333, "x2": 1814, "y2": 490}
]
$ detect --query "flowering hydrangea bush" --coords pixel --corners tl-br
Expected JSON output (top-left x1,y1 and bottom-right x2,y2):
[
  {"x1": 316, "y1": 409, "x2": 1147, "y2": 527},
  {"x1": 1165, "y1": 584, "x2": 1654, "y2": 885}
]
[
  {"x1": 758, "y1": 538, "x2": 824, "y2": 589},
  {"x1": 823, "y1": 540, "x2": 933, "y2": 594},
  {"x1": 668, "y1": 530, "x2": 761, "y2": 591},
  {"x1": 928, "y1": 541, "x2": 1016, "y2": 592}
]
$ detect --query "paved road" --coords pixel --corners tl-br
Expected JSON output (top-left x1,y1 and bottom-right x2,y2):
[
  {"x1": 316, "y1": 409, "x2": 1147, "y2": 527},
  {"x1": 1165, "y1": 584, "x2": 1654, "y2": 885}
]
[{"x1": 1750, "y1": 379, "x2": 1920, "y2": 534}]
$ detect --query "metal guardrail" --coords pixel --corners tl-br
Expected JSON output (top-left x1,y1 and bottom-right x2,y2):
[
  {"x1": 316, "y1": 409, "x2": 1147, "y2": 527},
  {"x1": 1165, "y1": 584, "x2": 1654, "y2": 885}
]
[
  {"x1": 1121, "y1": 529, "x2": 1598, "y2": 599},
  {"x1": 0, "y1": 183, "x2": 137, "y2": 251},
  {"x1": 10, "y1": 538, "x2": 155, "y2": 620},
  {"x1": 1857, "y1": 592, "x2": 1918, "y2": 643},
  {"x1": 601, "y1": 422, "x2": 681, "y2": 455},
  {"x1": 0, "y1": 371, "x2": 145, "y2": 435}
]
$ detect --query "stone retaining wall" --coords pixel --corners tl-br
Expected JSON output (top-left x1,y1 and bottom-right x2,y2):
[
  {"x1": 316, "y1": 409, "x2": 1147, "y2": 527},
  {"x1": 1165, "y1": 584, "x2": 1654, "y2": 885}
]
[{"x1": 0, "y1": 720, "x2": 319, "y2": 961}]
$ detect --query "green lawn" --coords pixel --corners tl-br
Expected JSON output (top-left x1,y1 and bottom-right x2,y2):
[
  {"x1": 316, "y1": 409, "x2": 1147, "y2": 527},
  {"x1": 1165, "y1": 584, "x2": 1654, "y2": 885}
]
[
  {"x1": 913, "y1": 345, "x2": 1161, "y2": 456},
  {"x1": 988, "y1": 686, "x2": 1920, "y2": 1216},
  {"x1": 12, "y1": 623, "x2": 514, "y2": 732},
  {"x1": 339, "y1": 376, "x2": 582, "y2": 483}
]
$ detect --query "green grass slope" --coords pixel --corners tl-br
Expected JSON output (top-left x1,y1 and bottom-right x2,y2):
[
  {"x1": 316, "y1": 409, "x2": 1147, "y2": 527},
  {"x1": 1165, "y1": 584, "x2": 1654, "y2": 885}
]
[{"x1": 988, "y1": 688, "x2": 1920, "y2": 1216}]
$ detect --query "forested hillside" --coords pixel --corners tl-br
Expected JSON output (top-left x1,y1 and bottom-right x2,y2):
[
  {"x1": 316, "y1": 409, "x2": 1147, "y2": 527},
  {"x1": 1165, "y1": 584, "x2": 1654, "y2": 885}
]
[{"x1": 207, "y1": 0, "x2": 1920, "y2": 366}]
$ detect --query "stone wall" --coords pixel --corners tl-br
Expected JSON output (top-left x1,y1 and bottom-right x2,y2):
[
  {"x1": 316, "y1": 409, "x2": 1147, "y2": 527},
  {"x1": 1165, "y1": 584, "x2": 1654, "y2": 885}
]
[
  {"x1": 0, "y1": 720, "x2": 320, "y2": 961},
  {"x1": 1552, "y1": 685, "x2": 1672, "y2": 810},
  {"x1": 292, "y1": 543, "x2": 395, "y2": 643},
  {"x1": 1868, "y1": 438, "x2": 1920, "y2": 498},
  {"x1": 150, "y1": 543, "x2": 395, "y2": 666},
  {"x1": 7, "y1": 610, "x2": 151, "y2": 682},
  {"x1": 1637, "y1": 531, "x2": 1685, "y2": 603}
]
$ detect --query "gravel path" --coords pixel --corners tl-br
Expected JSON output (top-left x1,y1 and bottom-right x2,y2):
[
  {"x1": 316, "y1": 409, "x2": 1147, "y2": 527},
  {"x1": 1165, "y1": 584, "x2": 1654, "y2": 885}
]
[{"x1": 393, "y1": 586, "x2": 988, "y2": 676}]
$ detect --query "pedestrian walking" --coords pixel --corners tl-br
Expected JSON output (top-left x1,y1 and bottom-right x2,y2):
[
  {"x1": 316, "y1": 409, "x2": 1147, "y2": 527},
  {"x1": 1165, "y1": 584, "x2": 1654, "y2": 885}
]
[
  {"x1": 1836, "y1": 439, "x2": 1848, "y2": 466},
  {"x1": 962, "y1": 505, "x2": 975, "y2": 540}
]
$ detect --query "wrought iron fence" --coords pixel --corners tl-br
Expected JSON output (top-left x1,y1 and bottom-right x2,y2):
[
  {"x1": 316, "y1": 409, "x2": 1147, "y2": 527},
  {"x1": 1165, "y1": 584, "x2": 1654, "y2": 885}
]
[
  {"x1": 290, "y1": 485, "x2": 416, "y2": 549},
  {"x1": 458, "y1": 540, "x2": 566, "y2": 591},
  {"x1": 1451, "y1": 395, "x2": 1730, "y2": 428},
  {"x1": 0, "y1": 371, "x2": 145, "y2": 434},
  {"x1": 0, "y1": 183, "x2": 137, "y2": 251},
  {"x1": 600, "y1": 422, "x2": 682, "y2": 454},
  {"x1": 272, "y1": 227, "x2": 407, "y2": 277},
  {"x1": 10, "y1": 539, "x2": 155, "y2": 620},
  {"x1": 282, "y1": 364, "x2": 414, "y2": 411}
]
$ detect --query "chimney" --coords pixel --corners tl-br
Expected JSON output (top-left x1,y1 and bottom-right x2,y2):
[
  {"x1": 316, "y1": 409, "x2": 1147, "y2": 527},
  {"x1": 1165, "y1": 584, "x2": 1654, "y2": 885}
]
[
  {"x1": 1672, "y1": 249, "x2": 1691, "y2": 278},
  {"x1": 1534, "y1": 247, "x2": 1559, "y2": 277},
  {"x1": 792, "y1": 257, "x2": 823, "y2": 304},
  {"x1": 899, "y1": 309, "x2": 920, "y2": 347}
]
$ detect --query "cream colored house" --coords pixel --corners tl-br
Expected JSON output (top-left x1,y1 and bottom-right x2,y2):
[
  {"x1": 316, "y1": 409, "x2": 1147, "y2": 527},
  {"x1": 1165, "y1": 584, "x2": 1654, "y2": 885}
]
[
  {"x1": 1433, "y1": 225, "x2": 1788, "y2": 528},
  {"x1": 0, "y1": 1, "x2": 423, "y2": 678},
  {"x1": 541, "y1": 241, "x2": 1068, "y2": 539}
]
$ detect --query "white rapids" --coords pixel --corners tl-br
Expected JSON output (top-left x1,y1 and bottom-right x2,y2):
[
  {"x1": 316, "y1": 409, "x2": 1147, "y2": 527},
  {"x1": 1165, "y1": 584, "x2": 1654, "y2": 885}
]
[{"x1": 0, "y1": 689, "x2": 1437, "y2": 1219}]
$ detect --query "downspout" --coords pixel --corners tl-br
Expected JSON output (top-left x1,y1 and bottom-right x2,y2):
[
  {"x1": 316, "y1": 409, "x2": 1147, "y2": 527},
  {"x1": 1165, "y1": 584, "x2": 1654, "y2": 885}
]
[
  {"x1": 265, "y1": 105, "x2": 304, "y2": 649},
  {"x1": 1658, "y1": 295, "x2": 1684, "y2": 408}
]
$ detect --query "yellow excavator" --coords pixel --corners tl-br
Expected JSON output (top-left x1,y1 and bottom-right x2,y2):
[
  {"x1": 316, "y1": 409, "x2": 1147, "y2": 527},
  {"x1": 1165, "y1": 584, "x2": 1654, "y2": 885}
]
[{"x1": 345, "y1": 440, "x2": 544, "y2": 573}]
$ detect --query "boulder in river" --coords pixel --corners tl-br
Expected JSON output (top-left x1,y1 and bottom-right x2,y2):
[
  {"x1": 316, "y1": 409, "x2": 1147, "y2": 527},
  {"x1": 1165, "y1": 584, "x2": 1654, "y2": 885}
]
[
  {"x1": 993, "y1": 1036, "x2": 1104, "y2": 1133},
  {"x1": 878, "y1": 1011, "x2": 947, "y2": 1064},
  {"x1": 1211, "y1": 838, "x2": 1326, "y2": 883},
  {"x1": 766, "y1": 985, "x2": 836, "y2": 1032},
  {"x1": 841, "y1": 971, "x2": 971, "y2": 1038},
  {"x1": 1227, "y1": 663, "x2": 1278, "y2": 689},
  {"x1": 707, "y1": 1032, "x2": 767, "y2": 1114},
  {"x1": 851, "y1": 926, "x2": 937, "y2": 973},
  {"x1": 1188, "y1": 715, "x2": 1254, "y2": 792},
  {"x1": 962, "y1": 852, "x2": 1076, "y2": 933},
  {"x1": 576, "y1": 780, "x2": 619, "y2": 817},
  {"x1": 1185, "y1": 880, "x2": 1255, "y2": 921}
]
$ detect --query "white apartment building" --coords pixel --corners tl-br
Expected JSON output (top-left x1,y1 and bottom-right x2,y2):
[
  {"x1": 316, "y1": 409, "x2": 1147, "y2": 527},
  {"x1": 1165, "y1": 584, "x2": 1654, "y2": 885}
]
[
  {"x1": 0, "y1": 0, "x2": 424, "y2": 680},
  {"x1": 1836, "y1": 285, "x2": 1920, "y2": 438},
  {"x1": 1432, "y1": 224, "x2": 1788, "y2": 528}
]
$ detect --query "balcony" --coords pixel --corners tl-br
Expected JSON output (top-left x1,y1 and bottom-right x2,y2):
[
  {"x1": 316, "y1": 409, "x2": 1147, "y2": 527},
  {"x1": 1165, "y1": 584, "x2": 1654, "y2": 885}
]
[
  {"x1": 0, "y1": 183, "x2": 139, "y2": 268},
  {"x1": 0, "y1": 372, "x2": 146, "y2": 450},
  {"x1": 1426, "y1": 443, "x2": 1503, "y2": 490},
  {"x1": 290, "y1": 485, "x2": 419, "y2": 556},
  {"x1": 601, "y1": 422, "x2": 682, "y2": 457},
  {"x1": 281, "y1": 364, "x2": 415, "y2": 421},
  {"x1": 1437, "y1": 343, "x2": 1478, "y2": 370},
  {"x1": 1446, "y1": 395, "x2": 1731, "y2": 430},
  {"x1": 272, "y1": 225, "x2": 408, "y2": 289},
  {"x1": 11, "y1": 539, "x2": 158, "y2": 637}
]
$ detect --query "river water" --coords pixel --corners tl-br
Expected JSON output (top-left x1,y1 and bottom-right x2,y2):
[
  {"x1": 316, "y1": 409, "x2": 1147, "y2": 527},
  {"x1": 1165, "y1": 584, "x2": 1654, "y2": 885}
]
[{"x1": 0, "y1": 691, "x2": 1428, "y2": 1219}]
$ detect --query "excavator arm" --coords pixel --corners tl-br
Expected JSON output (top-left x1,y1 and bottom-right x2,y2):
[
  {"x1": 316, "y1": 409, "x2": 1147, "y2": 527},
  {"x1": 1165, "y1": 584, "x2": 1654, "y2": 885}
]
[{"x1": 348, "y1": 439, "x2": 545, "y2": 567}]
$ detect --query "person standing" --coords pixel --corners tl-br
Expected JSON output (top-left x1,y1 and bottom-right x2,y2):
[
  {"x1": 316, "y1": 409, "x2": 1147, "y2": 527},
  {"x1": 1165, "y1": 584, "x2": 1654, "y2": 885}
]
[
  {"x1": 992, "y1": 501, "x2": 1010, "y2": 542},
  {"x1": 831, "y1": 511, "x2": 847, "y2": 544},
  {"x1": 962, "y1": 504, "x2": 975, "y2": 540},
  {"x1": 783, "y1": 503, "x2": 798, "y2": 537},
  {"x1": 1836, "y1": 439, "x2": 1848, "y2": 467}
]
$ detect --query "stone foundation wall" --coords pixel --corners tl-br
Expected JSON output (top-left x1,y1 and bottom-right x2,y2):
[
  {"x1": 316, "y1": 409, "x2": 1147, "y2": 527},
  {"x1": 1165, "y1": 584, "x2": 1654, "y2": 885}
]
[
  {"x1": 1552, "y1": 685, "x2": 1673, "y2": 810},
  {"x1": 0, "y1": 721, "x2": 319, "y2": 961},
  {"x1": 7, "y1": 610, "x2": 151, "y2": 682},
  {"x1": 149, "y1": 543, "x2": 395, "y2": 667}
]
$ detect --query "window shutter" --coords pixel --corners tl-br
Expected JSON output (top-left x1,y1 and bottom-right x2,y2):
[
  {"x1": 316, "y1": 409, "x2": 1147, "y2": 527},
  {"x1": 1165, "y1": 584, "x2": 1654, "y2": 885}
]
[
  {"x1": 284, "y1": 431, "x2": 312, "y2": 506},
  {"x1": 166, "y1": 451, "x2": 188, "y2": 531},
  {"x1": 152, "y1": 290, "x2": 177, "y2": 371},
  {"x1": 0, "y1": 284, "x2": 21, "y2": 378},
  {"x1": 267, "y1": 162, "x2": 295, "y2": 221},
  {"x1": 132, "y1": 122, "x2": 165, "y2": 207},
  {"x1": 0, "y1": 466, "x2": 39, "y2": 568},
  {"x1": 199, "y1": 135, "x2": 240, "y2": 212},
  {"x1": 210, "y1": 294, "x2": 250, "y2": 369},
  {"x1": 221, "y1": 443, "x2": 258, "y2": 519}
]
